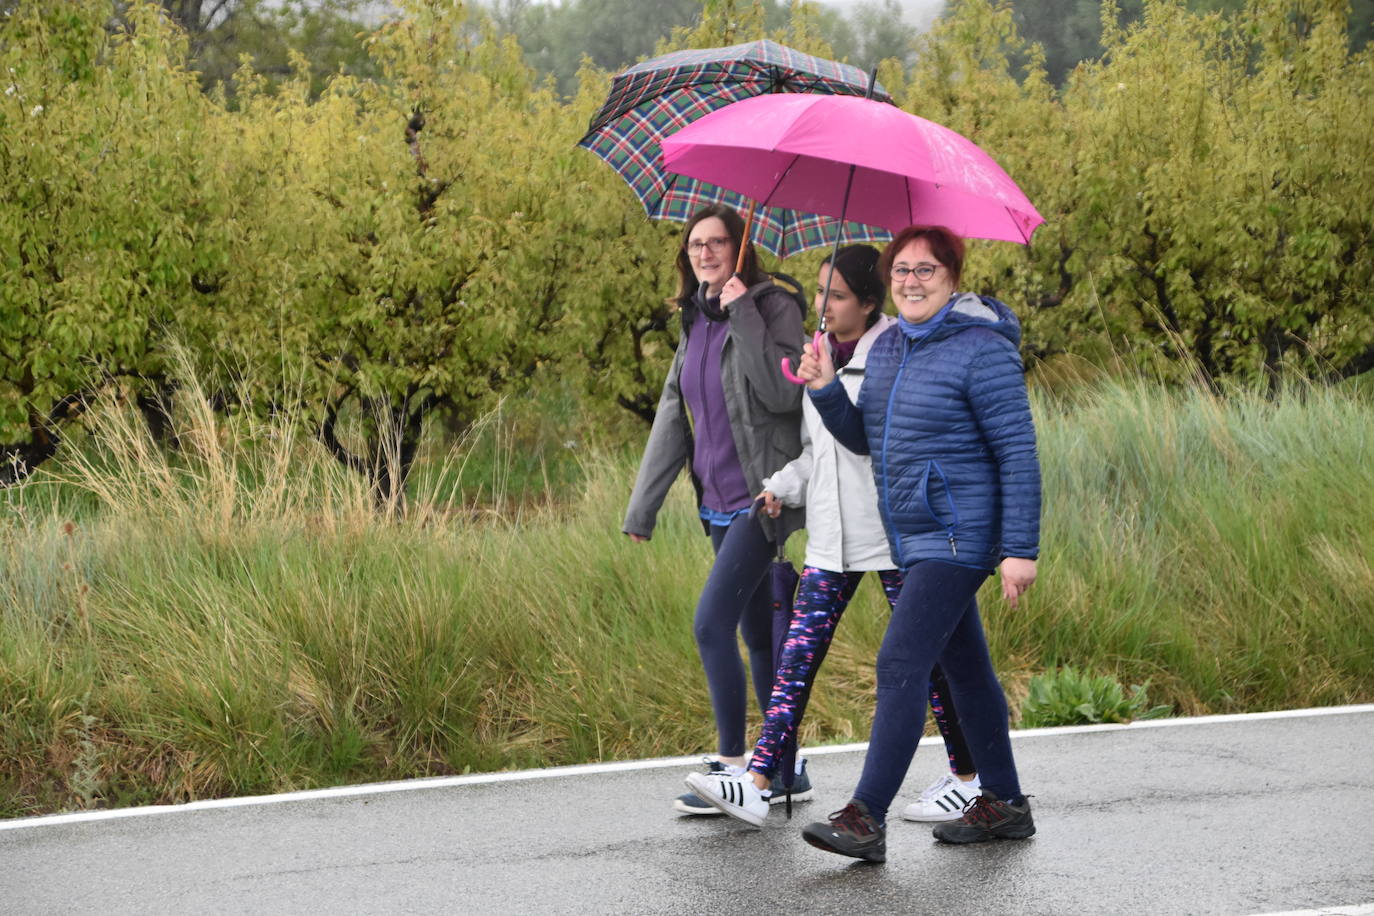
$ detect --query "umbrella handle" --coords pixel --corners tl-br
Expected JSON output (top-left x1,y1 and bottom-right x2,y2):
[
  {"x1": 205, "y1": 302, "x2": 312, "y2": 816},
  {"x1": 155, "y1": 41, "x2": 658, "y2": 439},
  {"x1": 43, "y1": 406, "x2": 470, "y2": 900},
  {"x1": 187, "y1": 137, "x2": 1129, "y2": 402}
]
[{"x1": 780, "y1": 331, "x2": 823, "y2": 385}]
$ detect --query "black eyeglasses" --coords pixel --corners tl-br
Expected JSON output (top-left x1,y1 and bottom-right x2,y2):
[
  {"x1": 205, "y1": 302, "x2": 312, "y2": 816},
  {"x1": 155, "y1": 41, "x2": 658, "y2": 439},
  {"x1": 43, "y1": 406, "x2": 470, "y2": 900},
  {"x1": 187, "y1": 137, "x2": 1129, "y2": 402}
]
[{"x1": 687, "y1": 237, "x2": 732, "y2": 257}]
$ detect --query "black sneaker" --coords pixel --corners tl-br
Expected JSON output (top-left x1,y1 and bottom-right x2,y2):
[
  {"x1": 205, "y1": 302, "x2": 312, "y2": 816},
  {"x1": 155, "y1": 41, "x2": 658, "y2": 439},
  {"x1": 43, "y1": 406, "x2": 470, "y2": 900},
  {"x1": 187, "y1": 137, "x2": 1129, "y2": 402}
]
[
  {"x1": 768, "y1": 757, "x2": 813, "y2": 805},
  {"x1": 801, "y1": 800, "x2": 887, "y2": 862},
  {"x1": 931, "y1": 791, "x2": 1036, "y2": 843},
  {"x1": 673, "y1": 758, "x2": 728, "y2": 815}
]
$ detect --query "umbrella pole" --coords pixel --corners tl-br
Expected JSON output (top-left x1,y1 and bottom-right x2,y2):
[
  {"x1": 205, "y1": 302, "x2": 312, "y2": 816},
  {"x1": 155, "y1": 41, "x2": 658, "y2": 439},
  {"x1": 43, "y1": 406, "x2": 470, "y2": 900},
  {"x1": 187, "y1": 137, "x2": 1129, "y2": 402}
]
[
  {"x1": 816, "y1": 163, "x2": 857, "y2": 336},
  {"x1": 779, "y1": 66, "x2": 877, "y2": 385},
  {"x1": 816, "y1": 68, "x2": 877, "y2": 335},
  {"x1": 777, "y1": 171, "x2": 854, "y2": 385},
  {"x1": 735, "y1": 199, "x2": 757, "y2": 276}
]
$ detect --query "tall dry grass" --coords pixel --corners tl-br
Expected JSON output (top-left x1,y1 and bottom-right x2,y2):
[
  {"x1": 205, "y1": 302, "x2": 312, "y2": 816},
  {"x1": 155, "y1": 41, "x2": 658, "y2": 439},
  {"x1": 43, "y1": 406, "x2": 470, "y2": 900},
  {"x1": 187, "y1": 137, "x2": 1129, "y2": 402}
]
[{"x1": 1, "y1": 369, "x2": 1370, "y2": 817}]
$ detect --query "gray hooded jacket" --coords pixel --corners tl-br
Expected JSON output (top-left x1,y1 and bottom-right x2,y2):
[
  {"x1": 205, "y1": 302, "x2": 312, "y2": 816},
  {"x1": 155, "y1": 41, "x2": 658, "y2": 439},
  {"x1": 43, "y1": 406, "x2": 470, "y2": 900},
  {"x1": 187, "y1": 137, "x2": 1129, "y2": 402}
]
[{"x1": 622, "y1": 279, "x2": 806, "y2": 544}]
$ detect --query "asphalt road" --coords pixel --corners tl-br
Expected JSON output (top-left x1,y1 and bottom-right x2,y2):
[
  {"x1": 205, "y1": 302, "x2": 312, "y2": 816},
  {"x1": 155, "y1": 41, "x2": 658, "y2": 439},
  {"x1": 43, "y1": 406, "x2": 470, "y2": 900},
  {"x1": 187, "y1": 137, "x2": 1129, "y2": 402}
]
[{"x1": 2, "y1": 707, "x2": 1372, "y2": 915}]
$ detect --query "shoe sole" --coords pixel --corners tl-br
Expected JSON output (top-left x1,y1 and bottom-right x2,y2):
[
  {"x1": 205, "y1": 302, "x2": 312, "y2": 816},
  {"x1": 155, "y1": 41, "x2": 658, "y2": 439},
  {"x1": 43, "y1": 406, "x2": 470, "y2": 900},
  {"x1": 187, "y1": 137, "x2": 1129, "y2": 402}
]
[
  {"x1": 672, "y1": 799, "x2": 725, "y2": 816},
  {"x1": 900, "y1": 806, "x2": 964, "y2": 823},
  {"x1": 800, "y1": 826, "x2": 886, "y2": 863},
  {"x1": 683, "y1": 773, "x2": 767, "y2": 828},
  {"x1": 932, "y1": 823, "x2": 1037, "y2": 843},
  {"x1": 768, "y1": 787, "x2": 813, "y2": 805}
]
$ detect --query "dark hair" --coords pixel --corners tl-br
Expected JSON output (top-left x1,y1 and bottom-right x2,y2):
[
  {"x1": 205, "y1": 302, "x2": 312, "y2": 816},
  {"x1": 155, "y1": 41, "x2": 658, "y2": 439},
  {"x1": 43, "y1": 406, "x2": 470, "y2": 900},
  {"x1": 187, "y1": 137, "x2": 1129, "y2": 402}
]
[
  {"x1": 672, "y1": 204, "x2": 769, "y2": 303},
  {"x1": 878, "y1": 225, "x2": 966, "y2": 289},
  {"x1": 822, "y1": 244, "x2": 886, "y2": 329}
]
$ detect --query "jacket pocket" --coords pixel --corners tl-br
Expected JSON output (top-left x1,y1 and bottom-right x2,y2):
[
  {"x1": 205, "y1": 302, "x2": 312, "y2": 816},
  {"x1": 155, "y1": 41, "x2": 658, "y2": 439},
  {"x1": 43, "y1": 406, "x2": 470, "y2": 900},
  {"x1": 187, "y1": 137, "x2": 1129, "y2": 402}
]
[{"x1": 922, "y1": 460, "x2": 962, "y2": 558}]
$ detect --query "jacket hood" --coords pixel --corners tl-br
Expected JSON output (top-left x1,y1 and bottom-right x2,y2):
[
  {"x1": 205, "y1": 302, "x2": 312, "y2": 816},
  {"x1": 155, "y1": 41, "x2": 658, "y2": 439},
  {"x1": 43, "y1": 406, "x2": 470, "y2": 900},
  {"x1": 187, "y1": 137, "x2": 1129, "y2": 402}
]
[{"x1": 927, "y1": 293, "x2": 1022, "y2": 347}]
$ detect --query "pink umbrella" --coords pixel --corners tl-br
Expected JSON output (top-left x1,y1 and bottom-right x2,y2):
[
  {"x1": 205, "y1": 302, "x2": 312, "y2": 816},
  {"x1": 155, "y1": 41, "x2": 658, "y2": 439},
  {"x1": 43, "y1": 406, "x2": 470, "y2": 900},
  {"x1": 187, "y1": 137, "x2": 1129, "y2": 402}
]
[
  {"x1": 660, "y1": 92, "x2": 1043, "y2": 243},
  {"x1": 661, "y1": 93, "x2": 1043, "y2": 383}
]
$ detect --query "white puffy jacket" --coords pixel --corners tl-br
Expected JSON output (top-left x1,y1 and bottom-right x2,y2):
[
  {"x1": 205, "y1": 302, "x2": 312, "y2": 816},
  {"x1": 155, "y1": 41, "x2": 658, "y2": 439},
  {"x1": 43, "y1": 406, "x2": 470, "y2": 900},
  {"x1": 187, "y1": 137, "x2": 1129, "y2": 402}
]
[{"x1": 762, "y1": 314, "x2": 896, "y2": 572}]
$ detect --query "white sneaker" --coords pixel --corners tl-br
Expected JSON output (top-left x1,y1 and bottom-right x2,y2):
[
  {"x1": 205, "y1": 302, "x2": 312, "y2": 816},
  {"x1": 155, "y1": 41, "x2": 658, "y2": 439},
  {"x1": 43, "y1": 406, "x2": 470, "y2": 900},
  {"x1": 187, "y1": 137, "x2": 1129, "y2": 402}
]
[
  {"x1": 900, "y1": 772, "x2": 981, "y2": 822},
  {"x1": 672, "y1": 757, "x2": 734, "y2": 815},
  {"x1": 684, "y1": 770, "x2": 770, "y2": 827}
]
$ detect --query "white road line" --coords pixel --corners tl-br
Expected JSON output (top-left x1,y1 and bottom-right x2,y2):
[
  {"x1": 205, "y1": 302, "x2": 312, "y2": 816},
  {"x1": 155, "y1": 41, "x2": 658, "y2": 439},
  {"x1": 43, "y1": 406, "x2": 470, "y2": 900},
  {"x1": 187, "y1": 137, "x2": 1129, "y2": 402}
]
[
  {"x1": 1, "y1": 702, "x2": 1370, "y2": 833},
  {"x1": 1242, "y1": 905, "x2": 1374, "y2": 916},
  {"x1": 1003, "y1": 701, "x2": 1374, "y2": 738}
]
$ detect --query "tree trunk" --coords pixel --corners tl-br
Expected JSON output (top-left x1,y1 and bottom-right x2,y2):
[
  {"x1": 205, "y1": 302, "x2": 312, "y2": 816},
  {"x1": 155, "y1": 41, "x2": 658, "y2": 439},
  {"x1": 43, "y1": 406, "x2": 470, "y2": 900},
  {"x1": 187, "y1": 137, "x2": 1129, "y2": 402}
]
[
  {"x1": 318, "y1": 389, "x2": 433, "y2": 513},
  {"x1": 0, "y1": 392, "x2": 94, "y2": 486}
]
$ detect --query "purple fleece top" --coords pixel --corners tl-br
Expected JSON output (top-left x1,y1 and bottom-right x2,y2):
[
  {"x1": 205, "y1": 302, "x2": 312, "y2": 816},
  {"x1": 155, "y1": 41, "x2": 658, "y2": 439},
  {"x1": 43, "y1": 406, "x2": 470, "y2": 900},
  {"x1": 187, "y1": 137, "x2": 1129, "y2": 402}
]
[
  {"x1": 829, "y1": 332, "x2": 860, "y2": 370},
  {"x1": 679, "y1": 312, "x2": 752, "y2": 513}
]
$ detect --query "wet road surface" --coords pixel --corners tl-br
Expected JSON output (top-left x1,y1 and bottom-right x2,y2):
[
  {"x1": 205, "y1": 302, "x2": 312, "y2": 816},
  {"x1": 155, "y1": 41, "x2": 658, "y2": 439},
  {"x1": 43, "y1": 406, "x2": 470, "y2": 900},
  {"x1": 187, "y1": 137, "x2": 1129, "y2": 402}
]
[{"x1": 3, "y1": 706, "x2": 1371, "y2": 915}]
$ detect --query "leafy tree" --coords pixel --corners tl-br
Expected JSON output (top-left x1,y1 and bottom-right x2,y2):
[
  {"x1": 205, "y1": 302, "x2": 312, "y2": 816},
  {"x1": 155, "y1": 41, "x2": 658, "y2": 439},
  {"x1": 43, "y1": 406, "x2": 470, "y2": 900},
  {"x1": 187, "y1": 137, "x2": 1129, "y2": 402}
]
[
  {"x1": 236, "y1": 0, "x2": 603, "y2": 505},
  {"x1": 2, "y1": 0, "x2": 1369, "y2": 492},
  {"x1": 0, "y1": 2, "x2": 223, "y2": 477},
  {"x1": 905, "y1": 0, "x2": 1374, "y2": 386}
]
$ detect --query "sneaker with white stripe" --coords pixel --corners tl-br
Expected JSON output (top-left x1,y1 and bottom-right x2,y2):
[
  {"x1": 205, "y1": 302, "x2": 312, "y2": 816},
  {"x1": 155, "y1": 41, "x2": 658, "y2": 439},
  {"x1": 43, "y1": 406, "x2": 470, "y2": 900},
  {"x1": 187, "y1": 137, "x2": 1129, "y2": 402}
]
[
  {"x1": 900, "y1": 772, "x2": 981, "y2": 822},
  {"x1": 684, "y1": 770, "x2": 770, "y2": 827},
  {"x1": 673, "y1": 758, "x2": 733, "y2": 815}
]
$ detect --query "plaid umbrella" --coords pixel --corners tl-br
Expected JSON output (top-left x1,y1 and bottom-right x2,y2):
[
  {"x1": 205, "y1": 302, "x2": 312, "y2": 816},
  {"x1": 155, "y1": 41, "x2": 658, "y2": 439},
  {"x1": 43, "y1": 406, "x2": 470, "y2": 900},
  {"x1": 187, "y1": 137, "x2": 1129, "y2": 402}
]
[{"x1": 578, "y1": 40, "x2": 896, "y2": 259}]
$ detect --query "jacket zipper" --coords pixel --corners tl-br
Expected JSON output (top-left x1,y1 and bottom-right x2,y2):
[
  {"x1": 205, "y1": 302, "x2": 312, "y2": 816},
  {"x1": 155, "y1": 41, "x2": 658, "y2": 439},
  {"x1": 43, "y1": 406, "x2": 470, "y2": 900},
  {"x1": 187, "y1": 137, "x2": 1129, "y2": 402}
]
[
  {"x1": 676, "y1": 323, "x2": 702, "y2": 511},
  {"x1": 878, "y1": 335, "x2": 925, "y2": 560}
]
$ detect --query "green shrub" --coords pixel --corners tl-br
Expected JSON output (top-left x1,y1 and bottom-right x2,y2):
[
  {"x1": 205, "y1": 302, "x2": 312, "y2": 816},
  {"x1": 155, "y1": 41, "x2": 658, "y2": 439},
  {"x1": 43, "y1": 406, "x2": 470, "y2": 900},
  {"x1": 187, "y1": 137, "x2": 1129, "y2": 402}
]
[{"x1": 1019, "y1": 666, "x2": 1172, "y2": 728}]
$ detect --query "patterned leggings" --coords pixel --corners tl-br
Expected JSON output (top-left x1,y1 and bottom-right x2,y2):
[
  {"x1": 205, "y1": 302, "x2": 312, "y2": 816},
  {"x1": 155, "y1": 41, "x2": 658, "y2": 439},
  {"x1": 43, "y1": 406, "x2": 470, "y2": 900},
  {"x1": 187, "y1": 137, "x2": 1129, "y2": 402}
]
[{"x1": 748, "y1": 567, "x2": 976, "y2": 780}]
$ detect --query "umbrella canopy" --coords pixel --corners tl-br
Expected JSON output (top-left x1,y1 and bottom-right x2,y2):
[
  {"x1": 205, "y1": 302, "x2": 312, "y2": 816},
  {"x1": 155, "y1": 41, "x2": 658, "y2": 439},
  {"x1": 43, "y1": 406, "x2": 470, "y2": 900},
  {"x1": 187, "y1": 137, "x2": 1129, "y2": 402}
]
[
  {"x1": 578, "y1": 40, "x2": 896, "y2": 258},
  {"x1": 660, "y1": 92, "x2": 1044, "y2": 244}
]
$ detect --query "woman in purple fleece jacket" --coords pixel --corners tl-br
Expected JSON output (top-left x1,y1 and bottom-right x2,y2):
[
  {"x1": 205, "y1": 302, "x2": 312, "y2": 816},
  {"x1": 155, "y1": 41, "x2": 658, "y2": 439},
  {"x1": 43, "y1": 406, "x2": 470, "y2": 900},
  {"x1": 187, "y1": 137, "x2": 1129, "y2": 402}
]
[{"x1": 622, "y1": 205, "x2": 806, "y2": 813}]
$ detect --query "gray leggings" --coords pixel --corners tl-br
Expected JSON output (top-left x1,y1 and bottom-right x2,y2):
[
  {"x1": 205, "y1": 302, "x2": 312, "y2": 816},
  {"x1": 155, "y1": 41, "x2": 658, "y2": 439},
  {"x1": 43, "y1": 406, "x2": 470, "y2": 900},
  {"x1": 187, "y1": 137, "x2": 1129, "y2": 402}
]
[{"x1": 695, "y1": 513, "x2": 775, "y2": 757}]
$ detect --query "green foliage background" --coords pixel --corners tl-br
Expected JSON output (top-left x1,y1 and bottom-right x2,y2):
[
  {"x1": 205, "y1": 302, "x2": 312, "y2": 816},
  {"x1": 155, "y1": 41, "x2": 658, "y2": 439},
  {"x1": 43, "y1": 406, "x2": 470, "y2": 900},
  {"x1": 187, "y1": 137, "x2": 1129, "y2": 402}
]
[{"x1": 2, "y1": 0, "x2": 1372, "y2": 467}]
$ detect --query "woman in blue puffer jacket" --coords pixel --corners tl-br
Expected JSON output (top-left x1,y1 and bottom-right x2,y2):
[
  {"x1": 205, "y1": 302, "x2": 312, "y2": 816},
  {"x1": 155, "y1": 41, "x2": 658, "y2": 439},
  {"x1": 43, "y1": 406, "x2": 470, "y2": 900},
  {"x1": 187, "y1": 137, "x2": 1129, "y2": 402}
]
[{"x1": 794, "y1": 226, "x2": 1042, "y2": 862}]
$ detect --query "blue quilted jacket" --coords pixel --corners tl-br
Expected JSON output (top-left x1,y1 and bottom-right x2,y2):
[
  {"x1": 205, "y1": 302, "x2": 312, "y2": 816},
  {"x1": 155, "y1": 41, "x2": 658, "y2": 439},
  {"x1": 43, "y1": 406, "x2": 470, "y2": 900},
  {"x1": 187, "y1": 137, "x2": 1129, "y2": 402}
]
[{"x1": 808, "y1": 293, "x2": 1041, "y2": 571}]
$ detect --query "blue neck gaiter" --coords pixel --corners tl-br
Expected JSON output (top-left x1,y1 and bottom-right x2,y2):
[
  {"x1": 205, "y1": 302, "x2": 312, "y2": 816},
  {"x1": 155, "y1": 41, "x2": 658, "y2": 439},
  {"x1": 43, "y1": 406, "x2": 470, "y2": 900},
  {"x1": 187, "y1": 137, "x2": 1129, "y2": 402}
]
[{"x1": 897, "y1": 294, "x2": 958, "y2": 341}]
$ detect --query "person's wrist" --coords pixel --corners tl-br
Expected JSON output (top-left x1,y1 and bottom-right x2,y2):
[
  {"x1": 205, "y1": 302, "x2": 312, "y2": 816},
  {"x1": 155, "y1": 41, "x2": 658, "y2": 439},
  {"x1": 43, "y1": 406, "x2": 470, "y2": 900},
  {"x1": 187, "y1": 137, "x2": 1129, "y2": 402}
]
[{"x1": 807, "y1": 373, "x2": 838, "y2": 393}]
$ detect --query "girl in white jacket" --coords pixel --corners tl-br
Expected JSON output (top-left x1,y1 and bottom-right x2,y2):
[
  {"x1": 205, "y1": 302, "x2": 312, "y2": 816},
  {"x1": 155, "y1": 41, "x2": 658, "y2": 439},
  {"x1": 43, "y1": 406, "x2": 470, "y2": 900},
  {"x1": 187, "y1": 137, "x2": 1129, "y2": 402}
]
[{"x1": 686, "y1": 245, "x2": 981, "y2": 826}]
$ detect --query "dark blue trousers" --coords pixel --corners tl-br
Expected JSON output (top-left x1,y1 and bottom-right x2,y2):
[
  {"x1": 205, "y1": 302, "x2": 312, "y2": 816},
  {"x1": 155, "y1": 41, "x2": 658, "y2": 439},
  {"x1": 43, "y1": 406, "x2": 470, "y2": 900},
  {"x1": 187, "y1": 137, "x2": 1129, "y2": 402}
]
[
  {"x1": 852, "y1": 559, "x2": 1023, "y2": 821},
  {"x1": 695, "y1": 514, "x2": 775, "y2": 757}
]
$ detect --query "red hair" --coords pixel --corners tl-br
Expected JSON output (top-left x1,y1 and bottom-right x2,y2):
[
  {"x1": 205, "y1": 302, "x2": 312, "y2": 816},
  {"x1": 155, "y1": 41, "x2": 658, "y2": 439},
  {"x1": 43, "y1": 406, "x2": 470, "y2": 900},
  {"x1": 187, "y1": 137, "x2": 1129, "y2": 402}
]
[{"x1": 879, "y1": 225, "x2": 965, "y2": 288}]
